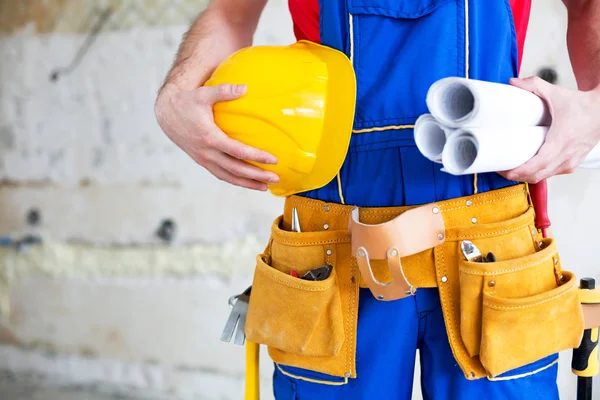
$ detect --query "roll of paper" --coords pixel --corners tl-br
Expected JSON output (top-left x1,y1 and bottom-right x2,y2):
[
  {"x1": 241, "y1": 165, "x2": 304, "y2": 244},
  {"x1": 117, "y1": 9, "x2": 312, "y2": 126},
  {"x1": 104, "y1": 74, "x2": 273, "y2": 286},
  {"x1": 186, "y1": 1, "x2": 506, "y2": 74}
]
[
  {"x1": 441, "y1": 126, "x2": 547, "y2": 175},
  {"x1": 414, "y1": 114, "x2": 455, "y2": 163},
  {"x1": 426, "y1": 77, "x2": 552, "y2": 128}
]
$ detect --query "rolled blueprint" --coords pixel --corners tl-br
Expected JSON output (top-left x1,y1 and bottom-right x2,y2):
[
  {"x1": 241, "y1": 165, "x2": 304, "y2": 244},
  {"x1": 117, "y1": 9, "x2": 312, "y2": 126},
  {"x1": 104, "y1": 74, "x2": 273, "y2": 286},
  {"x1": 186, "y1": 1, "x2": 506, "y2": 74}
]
[
  {"x1": 426, "y1": 77, "x2": 552, "y2": 128},
  {"x1": 414, "y1": 114, "x2": 454, "y2": 163},
  {"x1": 441, "y1": 126, "x2": 547, "y2": 175}
]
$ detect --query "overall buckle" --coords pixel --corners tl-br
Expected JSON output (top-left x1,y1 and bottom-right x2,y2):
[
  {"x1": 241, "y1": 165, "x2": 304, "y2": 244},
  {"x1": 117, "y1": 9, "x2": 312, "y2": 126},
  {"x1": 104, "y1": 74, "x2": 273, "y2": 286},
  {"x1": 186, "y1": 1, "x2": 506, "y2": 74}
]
[{"x1": 348, "y1": 204, "x2": 446, "y2": 301}]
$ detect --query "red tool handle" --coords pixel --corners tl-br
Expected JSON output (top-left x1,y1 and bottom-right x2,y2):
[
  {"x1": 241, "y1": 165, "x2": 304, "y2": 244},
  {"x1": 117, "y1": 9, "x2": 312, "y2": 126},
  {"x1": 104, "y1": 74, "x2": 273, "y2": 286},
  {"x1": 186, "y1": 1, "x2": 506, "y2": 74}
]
[{"x1": 530, "y1": 180, "x2": 551, "y2": 238}]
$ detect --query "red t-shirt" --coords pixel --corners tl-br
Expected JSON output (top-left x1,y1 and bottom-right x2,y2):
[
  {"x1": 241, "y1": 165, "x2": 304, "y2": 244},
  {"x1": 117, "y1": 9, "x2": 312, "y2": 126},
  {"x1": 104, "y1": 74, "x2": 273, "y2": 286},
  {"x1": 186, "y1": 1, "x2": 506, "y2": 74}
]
[{"x1": 288, "y1": 0, "x2": 531, "y2": 70}]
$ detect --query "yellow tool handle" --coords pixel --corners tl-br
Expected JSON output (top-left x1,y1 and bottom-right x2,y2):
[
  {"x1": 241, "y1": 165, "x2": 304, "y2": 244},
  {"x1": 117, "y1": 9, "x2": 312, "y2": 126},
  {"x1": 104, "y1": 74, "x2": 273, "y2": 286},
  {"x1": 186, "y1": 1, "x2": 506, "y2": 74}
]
[
  {"x1": 245, "y1": 341, "x2": 260, "y2": 400},
  {"x1": 573, "y1": 276, "x2": 600, "y2": 398}
]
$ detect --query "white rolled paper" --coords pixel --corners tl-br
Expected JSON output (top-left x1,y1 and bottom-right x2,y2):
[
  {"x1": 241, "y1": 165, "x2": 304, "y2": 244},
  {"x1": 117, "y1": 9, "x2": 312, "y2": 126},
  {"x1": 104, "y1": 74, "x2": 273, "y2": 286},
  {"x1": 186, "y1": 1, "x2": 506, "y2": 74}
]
[
  {"x1": 441, "y1": 126, "x2": 547, "y2": 175},
  {"x1": 414, "y1": 114, "x2": 455, "y2": 163},
  {"x1": 426, "y1": 77, "x2": 552, "y2": 128}
]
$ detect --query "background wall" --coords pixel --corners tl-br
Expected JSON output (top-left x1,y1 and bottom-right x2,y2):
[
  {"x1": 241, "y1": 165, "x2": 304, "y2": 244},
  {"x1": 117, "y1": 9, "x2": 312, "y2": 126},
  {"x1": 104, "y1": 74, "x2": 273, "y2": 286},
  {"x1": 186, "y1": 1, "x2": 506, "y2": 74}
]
[{"x1": 0, "y1": 1, "x2": 598, "y2": 399}]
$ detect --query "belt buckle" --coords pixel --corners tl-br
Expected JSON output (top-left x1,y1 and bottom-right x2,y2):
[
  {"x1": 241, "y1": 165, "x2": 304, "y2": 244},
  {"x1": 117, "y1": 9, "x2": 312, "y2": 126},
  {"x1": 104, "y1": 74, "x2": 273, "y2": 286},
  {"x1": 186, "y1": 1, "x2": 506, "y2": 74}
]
[{"x1": 355, "y1": 245, "x2": 416, "y2": 301}]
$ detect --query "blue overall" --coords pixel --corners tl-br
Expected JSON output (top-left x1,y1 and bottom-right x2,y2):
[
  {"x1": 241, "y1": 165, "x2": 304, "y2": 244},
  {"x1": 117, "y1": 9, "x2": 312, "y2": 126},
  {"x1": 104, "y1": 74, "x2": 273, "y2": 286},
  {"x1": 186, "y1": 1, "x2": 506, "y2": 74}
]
[{"x1": 272, "y1": 0, "x2": 560, "y2": 399}]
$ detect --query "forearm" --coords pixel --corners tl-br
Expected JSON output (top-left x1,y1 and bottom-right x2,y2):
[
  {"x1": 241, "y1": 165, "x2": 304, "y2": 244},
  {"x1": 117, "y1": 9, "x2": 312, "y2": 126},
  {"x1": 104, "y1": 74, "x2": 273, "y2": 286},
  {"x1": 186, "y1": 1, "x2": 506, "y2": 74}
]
[
  {"x1": 564, "y1": 0, "x2": 600, "y2": 91},
  {"x1": 159, "y1": 0, "x2": 266, "y2": 94}
]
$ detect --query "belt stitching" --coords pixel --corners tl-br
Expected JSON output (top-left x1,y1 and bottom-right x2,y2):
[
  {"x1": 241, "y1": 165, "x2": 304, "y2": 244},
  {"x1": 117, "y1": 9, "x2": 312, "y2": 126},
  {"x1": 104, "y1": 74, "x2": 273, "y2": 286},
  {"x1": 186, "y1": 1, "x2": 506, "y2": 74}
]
[
  {"x1": 459, "y1": 251, "x2": 557, "y2": 275},
  {"x1": 273, "y1": 218, "x2": 533, "y2": 246},
  {"x1": 288, "y1": 188, "x2": 526, "y2": 216}
]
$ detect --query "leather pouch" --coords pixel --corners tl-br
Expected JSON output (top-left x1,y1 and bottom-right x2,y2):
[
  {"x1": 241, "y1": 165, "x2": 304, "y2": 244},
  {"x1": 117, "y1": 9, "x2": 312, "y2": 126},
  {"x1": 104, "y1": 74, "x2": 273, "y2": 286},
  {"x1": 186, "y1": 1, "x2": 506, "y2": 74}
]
[
  {"x1": 245, "y1": 253, "x2": 344, "y2": 356},
  {"x1": 458, "y1": 237, "x2": 584, "y2": 377},
  {"x1": 244, "y1": 215, "x2": 356, "y2": 379}
]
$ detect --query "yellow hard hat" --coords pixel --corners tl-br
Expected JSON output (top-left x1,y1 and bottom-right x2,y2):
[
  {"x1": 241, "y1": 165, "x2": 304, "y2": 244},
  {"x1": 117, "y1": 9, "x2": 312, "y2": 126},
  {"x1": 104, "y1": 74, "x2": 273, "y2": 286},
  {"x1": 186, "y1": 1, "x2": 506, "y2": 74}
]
[{"x1": 205, "y1": 40, "x2": 356, "y2": 197}]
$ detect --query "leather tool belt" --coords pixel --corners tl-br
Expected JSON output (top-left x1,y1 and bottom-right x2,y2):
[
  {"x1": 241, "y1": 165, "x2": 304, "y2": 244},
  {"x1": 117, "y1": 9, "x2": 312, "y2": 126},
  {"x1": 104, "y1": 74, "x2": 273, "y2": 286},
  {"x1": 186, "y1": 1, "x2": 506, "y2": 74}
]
[{"x1": 244, "y1": 184, "x2": 595, "y2": 381}]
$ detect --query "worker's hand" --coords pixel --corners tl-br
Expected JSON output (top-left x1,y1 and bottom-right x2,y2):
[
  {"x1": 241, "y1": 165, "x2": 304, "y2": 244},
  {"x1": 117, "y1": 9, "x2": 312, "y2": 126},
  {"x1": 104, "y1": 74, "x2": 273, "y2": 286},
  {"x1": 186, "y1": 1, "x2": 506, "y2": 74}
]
[
  {"x1": 155, "y1": 83, "x2": 279, "y2": 191},
  {"x1": 498, "y1": 76, "x2": 600, "y2": 184}
]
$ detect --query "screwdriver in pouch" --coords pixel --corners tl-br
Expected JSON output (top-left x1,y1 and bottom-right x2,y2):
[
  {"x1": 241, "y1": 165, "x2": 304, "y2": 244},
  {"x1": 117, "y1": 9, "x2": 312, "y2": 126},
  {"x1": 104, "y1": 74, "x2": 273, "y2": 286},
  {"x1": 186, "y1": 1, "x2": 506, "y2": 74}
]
[
  {"x1": 291, "y1": 208, "x2": 301, "y2": 232},
  {"x1": 460, "y1": 240, "x2": 495, "y2": 262}
]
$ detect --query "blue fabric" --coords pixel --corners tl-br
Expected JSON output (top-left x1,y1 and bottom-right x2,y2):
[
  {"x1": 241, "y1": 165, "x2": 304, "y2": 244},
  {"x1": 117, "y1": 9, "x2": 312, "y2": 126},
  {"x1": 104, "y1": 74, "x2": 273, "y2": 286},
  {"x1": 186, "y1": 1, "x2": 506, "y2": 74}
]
[
  {"x1": 300, "y1": 0, "x2": 521, "y2": 207},
  {"x1": 273, "y1": 289, "x2": 560, "y2": 400},
  {"x1": 277, "y1": 1, "x2": 559, "y2": 398}
]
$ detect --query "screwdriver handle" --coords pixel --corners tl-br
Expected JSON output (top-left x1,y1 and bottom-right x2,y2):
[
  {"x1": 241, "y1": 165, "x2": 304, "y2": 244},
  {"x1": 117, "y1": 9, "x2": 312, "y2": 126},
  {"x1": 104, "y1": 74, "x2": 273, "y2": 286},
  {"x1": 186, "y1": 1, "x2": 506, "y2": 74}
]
[{"x1": 530, "y1": 180, "x2": 551, "y2": 236}]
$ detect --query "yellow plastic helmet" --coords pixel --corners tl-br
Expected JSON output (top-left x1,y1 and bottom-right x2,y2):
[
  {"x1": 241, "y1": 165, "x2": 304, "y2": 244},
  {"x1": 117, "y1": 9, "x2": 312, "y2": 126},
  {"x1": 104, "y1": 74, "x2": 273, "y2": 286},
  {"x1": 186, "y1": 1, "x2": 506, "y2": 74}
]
[{"x1": 205, "y1": 40, "x2": 356, "y2": 197}]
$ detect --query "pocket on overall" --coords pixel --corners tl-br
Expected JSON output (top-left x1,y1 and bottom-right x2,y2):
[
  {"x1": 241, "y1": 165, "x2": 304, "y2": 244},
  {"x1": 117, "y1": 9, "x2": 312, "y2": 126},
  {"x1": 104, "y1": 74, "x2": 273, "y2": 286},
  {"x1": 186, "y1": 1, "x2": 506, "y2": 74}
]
[
  {"x1": 458, "y1": 237, "x2": 584, "y2": 377},
  {"x1": 346, "y1": 0, "x2": 460, "y2": 130},
  {"x1": 244, "y1": 216, "x2": 347, "y2": 357}
]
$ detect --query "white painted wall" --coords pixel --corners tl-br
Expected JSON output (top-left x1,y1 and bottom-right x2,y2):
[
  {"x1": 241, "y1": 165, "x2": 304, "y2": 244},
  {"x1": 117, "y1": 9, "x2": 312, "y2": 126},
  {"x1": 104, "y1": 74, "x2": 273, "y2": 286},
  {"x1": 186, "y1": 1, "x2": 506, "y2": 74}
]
[{"x1": 1, "y1": 1, "x2": 599, "y2": 400}]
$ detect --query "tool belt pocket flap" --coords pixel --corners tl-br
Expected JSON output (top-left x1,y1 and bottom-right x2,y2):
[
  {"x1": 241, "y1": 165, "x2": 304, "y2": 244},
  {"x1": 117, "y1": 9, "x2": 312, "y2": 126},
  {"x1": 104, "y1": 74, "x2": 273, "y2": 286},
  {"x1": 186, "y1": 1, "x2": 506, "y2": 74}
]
[
  {"x1": 480, "y1": 269, "x2": 583, "y2": 377},
  {"x1": 244, "y1": 254, "x2": 344, "y2": 357},
  {"x1": 458, "y1": 237, "x2": 584, "y2": 378}
]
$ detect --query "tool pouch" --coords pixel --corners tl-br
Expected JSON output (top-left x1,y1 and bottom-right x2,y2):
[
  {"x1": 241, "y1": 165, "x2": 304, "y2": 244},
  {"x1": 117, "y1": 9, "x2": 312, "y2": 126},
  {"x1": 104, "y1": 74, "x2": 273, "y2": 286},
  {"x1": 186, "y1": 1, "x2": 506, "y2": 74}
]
[
  {"x1": 245, "y1": 252, "x2": 343, "y2": 356},
  {"x1": 458, "y1": 236, "x2": 584, "y2": 378},
  {"x1": 244, "y1": 215, "x2": 354, "y2": 378}
]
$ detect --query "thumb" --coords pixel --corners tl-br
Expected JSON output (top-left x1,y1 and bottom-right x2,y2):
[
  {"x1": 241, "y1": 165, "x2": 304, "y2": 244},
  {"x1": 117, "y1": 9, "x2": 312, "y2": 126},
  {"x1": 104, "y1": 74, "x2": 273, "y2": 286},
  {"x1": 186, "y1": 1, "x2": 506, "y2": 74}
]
[
  {"x1": 509, "y1": 76, "x2": 555, "y2": 102},
  {"x1": 202, "y1": 83, "x2": 247, "y2": 104}
]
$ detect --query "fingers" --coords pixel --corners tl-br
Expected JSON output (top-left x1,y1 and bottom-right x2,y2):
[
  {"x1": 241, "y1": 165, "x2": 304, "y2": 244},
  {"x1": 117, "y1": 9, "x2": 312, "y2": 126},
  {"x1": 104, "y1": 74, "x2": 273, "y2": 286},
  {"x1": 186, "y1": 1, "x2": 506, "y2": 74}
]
[
  {"x1": 503, "y1": 142, "x2": 562, "y2": 183},
  {"x1": 219, "y1": 135, "x2": 278, "y2": 165},
  {"x1": 204, "y1": 161, "x2": 270, "y2": 191},
  {"x1": 195, "y1": 85, "x2": 278, "y2": 165},
  {"x1": 509, "y1": 76, "x2": 556, "y2": 102},
  {"x1": 199, "y1": 148, "x2": 279, "y2": 183},
  {"x1": 201, "y1": 83, "x2": 247, "y2": 104},
  {"x1": 203, "y1": 128, "x2": 277, "y2": 164}
]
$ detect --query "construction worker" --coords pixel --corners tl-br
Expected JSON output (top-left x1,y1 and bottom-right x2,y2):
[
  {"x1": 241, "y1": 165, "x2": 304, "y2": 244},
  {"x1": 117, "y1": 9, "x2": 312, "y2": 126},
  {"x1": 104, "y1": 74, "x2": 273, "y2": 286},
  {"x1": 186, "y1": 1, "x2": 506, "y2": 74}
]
[{"x1": 154, "y1": 1, "x2": 600, "y2": 399}]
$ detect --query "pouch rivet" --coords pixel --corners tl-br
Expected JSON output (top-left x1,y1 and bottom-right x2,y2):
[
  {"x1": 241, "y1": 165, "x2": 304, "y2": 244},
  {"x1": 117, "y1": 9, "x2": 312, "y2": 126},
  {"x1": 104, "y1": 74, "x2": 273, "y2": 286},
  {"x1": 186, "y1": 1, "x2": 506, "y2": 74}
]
[
  {"x1": 324, "y1": 206, "x2": 330, "y2": 212},
  {"x1": 351, "y1": 276, "x2": 356, "y2": 283},
  {"x1": 390, "y1": 249, "x2": 398, "y2": 257},
  {"x1": 488, "y1": 280, "x2": 495, "y2": 287},
  {"x1": 358, "y1": 250, "x2": 365, "y2": 258},
  {"x1": 377, "y1": 295, "x2": 384, "y2": 300},
  {"x1": 432, "y1": 207, "x2": 440, "y2": 214},
  {"x1": 441, "y1": 276, "x2": 448, "y2": 283},
  {"x1": 326, "y1": 249, "x2": 332, "y2": 256},
  {"x1": 532, "y1": 229, "x2": 537, "y2": 236},
  {"x1": 466, "y1": 200, "x2": 473, "y2": 206},
  {"x1": 345, "y1": 372, "x2": 351, "y2": 378},
  {"x1": 437, "y1": 233, "x2": 444, "y2": 240},
  {"x1": 554, "y1": 258, "x2": 559, "y2": 265},
  {"x1": 471, "y1": 217, "x2": 477, "y2": 224},
  {"x1": 323, "y1": 224, "x2": 329, "y2": 230}
]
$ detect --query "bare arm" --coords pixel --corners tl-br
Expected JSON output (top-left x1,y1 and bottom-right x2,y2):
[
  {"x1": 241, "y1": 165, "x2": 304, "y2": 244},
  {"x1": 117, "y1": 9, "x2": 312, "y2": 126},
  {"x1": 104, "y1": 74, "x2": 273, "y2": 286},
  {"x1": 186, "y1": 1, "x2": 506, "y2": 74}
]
[
  {"x1": 511, "y1": 0, "x2": 600, "y2": 92},
  {"x1": 160, "y1": 0, "x2": 267, "y2": 93},
  {"x1": 563, "y1": 0, "x2": 600, "y2": 91},
  {"x1": 501, "y1": 0, "x2": 600, "y2": 183},
  {"x1": 155, "y1": 0, "x2": 279, "y2": 191}
]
